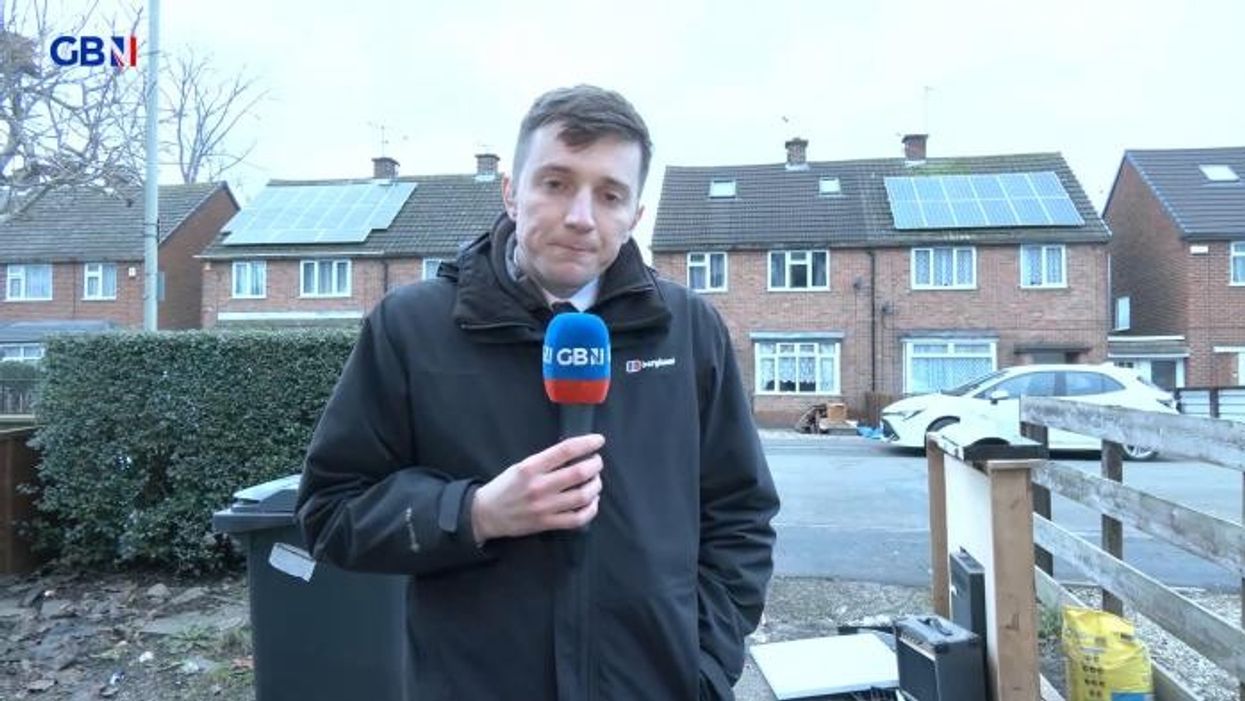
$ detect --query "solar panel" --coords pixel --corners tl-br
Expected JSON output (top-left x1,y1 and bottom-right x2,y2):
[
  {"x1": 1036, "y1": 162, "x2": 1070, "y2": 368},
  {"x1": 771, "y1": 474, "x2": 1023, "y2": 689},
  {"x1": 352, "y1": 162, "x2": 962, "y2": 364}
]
[
  {"x1": 884, "y1": 172, "x2": 1084, "y2": 230},
  {"x1": 222, "y1": 181, "x2": 417, "y2": 245}
]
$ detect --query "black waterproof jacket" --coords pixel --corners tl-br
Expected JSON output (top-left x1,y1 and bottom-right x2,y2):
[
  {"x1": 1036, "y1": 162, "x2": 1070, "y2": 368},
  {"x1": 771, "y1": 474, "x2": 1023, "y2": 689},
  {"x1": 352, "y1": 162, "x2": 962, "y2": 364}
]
[{"x1": 296, "y1": 215, "x2": 779, "y2": 700}]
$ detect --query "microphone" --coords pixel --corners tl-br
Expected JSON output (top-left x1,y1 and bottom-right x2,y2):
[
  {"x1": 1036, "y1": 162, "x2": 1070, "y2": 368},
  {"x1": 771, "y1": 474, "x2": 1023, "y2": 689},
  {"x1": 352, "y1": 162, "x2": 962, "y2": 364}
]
[
  {"x1": 542, "y1": 311, "x2": 611, "y2": 439},
  {"x1": 542, "y1": 312, "x2": 611, "y2": 549}
]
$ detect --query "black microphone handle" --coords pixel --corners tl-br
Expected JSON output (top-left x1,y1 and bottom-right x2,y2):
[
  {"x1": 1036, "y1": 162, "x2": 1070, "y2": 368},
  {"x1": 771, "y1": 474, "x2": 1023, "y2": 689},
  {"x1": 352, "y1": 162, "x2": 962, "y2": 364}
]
[
  {"x1": 558, "y1": 403, "x2": 595, "y2": 440},
  {"x1": 557, "y1": 403, "x2": 596, "y2": 554}
]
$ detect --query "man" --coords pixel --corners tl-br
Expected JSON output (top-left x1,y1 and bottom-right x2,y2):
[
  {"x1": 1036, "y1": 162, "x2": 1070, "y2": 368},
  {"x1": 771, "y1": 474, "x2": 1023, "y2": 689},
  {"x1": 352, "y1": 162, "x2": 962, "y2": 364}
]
[{"x1": 296, "y1": 85, "x2": 779, "y2": 700}]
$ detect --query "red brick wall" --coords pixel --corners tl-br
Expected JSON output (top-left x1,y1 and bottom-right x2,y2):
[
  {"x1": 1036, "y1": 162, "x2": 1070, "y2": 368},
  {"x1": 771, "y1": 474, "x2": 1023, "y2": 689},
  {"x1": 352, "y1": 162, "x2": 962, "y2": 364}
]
[
  {"x1": 202, "y1": 256, "x2": 442, "y2": 326},
  {"x1": 1105, "y1": 161, "x2": 1245, "y2": 386},
  {"x1": 655, "y1": 243, "x2": 1108, "y2": 425},
  {"x1": 1184, "y1": 241, "x2": 1245, "y2": 386},
  {"x1": 159, "y1": 188, "x2": 238, "y2": 329},
  {"x1": 0, "y1": 261, "x2": 144, "y2": 328},
  {"x1": 1104, "y1": 160, "x2": 1188, "y2": 335}
]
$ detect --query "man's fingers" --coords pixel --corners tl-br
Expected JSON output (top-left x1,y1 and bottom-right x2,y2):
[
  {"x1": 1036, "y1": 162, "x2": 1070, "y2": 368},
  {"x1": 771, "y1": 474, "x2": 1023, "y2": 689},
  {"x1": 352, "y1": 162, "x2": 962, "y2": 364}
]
[
  {"x1": 542, "y1": 474, "x2": 602, "y2": 515},
  {"x1": 544, "y1": 496, "x2": 599, "y2": 531},
  {"x1": 518, "y1": 434, "x2": 605, "y2": 476}
]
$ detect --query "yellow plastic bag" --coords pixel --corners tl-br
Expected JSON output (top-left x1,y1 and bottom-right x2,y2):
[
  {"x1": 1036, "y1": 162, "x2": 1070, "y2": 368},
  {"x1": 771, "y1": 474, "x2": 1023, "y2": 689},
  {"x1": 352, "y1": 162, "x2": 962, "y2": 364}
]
[{"x1": 1062, "y1": 606, "x2": 1153, "y2": 701}]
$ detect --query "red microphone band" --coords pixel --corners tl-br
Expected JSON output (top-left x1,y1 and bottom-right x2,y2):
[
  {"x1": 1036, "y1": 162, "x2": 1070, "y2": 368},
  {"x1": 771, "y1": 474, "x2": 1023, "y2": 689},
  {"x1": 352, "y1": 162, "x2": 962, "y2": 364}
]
[{"x1": 544, "y1": 378, "x2": 611, "y2": 405}]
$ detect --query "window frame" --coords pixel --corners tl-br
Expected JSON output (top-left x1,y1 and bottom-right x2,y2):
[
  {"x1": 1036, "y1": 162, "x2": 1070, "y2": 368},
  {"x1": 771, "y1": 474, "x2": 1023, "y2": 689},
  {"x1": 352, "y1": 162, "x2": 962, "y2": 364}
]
[
  {"x1": 708, "y1": 179, "x2": 737, "y2": 199},
  {"x1": 903, "y1": 338, "x2": 998, "y2": 394},
  {"x1": 5, "y1": 263, "x2": 53, "y2": 301},
  {"x1": 422, "y1": 258, "x2": 444, "y2": 281},
  {"x1": 299, "y1": 259, "x2": 352, "y2": 298},
  {"x1": 754, "y1": 339, "x2": 841, "y2": 396},
  {"x1": 686, "y1": 251, "x2": 728, "y2": 293},
  {"x1": 1114, "y1": 296, "x2": 1131, "y2": 331},
  {"x1": 818, "y1": 177, "x2": 842, "y2": 196},
  {"x1": 82, "y1": 262, "x2": 118, "y2": 301},
  {"x1": 910, "y1": 246, "x2": 977, "y2": 290},
  {"x1": 231, "y1": 260, "x2": 267, "y2": 299},
  {"x1": 0, "y1": 343, "x2": 44, "y2": 362},
  {"x1": 767, "y1": 250, "x2": 830, "y2": 291},
  {"x1": 1231, "y1": 241, "x2": 1245, "y2": 286},
  {"x1": 1019, "y1": 244, "x2": 1067, "y2": 288}
]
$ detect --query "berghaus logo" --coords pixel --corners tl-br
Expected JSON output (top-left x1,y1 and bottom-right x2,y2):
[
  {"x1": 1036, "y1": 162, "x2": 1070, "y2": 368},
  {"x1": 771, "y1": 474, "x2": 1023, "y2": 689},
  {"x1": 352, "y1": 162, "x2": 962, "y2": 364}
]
[{"x1": 625, "y1": 357, "x2": 676, "y2": 374}]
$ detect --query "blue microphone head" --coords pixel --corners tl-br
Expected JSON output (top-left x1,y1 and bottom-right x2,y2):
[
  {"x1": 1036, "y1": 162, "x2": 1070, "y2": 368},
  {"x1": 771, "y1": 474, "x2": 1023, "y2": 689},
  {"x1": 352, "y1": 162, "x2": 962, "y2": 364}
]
[{"x1": 542, "y1": 312, "x2": 611, "y2": 404}]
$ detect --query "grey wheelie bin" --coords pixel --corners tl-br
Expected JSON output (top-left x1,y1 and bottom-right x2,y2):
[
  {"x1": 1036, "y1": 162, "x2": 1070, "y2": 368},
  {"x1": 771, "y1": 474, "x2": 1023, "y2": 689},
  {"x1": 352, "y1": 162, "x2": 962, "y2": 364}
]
[{"x1": 213, "y1": 474, "x2": 414, "y2": 701}]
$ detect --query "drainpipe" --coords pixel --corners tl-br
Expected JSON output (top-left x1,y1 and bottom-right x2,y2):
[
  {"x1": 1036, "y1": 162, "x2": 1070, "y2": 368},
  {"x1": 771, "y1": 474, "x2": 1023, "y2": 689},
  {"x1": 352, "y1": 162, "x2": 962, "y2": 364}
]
[{"x1": 868, "y1": 250, "x2": 877, "y2": 392}]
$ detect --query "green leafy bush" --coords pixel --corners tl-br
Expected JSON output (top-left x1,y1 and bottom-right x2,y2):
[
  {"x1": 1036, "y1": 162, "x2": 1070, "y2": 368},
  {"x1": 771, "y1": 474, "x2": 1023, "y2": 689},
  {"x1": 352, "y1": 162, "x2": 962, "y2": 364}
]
[{"x1": 30, "y1": 329, "x2": 356, "y2": 572}]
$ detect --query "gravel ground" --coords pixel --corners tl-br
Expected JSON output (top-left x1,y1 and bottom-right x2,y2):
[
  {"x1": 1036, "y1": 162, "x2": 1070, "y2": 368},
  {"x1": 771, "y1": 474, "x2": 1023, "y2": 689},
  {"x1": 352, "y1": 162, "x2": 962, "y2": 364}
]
[{"x1": 3, "y1": 570, "x2": 1238, "y2": 700}]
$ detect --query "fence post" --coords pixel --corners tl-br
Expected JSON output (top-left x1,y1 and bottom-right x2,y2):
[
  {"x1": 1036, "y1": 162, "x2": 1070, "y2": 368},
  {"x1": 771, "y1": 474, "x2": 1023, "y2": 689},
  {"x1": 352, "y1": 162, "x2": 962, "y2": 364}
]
[
  {"x1": 1101, "y1": 440, "x2": 1124, "y2": 617},
  {"x1": 1021, "y1": 421, "x2": 1053, "y2": 575},
  {"x1": 926, "y1": 434, "x2": 949, "y2": 618},
  {"x1": 1211, "y1": 388, "x2": 1221, "y2": 419}
]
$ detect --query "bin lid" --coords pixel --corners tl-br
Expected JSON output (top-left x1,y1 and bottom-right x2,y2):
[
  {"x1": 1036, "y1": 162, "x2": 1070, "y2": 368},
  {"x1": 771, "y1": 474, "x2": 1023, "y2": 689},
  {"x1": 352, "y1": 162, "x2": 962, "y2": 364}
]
[{"x1": 230, "y1": 473, "x2": 302, "y2": 513}]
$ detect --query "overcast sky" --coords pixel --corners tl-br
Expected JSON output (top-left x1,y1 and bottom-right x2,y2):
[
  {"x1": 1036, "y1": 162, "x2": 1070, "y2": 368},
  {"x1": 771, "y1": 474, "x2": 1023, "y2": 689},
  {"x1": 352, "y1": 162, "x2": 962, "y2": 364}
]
[{"x1": 84, "y1": 1, "x2": 1245, "y2": 252}]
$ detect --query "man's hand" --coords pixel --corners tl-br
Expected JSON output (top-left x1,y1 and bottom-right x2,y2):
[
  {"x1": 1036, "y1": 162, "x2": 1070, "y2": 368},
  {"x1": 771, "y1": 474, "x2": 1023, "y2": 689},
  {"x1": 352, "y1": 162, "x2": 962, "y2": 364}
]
[{"x1": 470, "y1": 434, "x2": 604, "y2": 544}]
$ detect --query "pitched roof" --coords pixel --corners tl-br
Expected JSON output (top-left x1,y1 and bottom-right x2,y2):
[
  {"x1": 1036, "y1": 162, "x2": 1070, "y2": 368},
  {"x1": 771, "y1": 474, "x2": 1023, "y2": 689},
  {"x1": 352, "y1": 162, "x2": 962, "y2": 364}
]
[
  {"x1": 1114, "y1": 147, "x2": 1245, "y2": 240},
  {"x1": 651, "y1": 152, "x2": 1109, "y2": 251},
  {"x1": 199, "y1": 174, "x2": 503, "y2": 260},
  {"x1": 0, "y1": 182, "x2": 231, "y2": 263}
]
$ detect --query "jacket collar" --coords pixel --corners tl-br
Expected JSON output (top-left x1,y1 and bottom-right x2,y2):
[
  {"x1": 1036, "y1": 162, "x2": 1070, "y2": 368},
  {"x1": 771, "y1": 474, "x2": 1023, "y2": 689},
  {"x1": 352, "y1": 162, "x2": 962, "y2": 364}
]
[{"x1": 445, "y1": 213, "x2": 671, "y2": 343}]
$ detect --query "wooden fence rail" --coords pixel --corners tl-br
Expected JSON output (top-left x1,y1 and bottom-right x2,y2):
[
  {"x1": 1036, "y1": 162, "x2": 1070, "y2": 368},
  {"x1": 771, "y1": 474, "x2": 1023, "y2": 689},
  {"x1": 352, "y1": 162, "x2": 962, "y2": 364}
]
[{"x1": 1021, "y1": 397, "x2": 1245, "y2": 701}]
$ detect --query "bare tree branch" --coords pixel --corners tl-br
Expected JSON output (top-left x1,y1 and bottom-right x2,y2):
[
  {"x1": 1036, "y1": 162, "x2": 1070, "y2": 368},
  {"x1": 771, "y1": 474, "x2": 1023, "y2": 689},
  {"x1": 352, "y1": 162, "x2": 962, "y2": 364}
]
[
  {"x1": 1, "y1": 0, "x2": 145, "y2": 222},
  {"x1": 160, "y1": 49, "x2": 266, "y2": 184}
]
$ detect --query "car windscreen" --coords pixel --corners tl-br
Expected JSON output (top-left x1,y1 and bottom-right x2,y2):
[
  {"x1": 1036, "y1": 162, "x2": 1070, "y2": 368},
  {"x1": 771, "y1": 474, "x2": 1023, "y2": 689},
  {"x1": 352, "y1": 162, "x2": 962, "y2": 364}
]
[{"x1": 941, "y1": 369, "x2": 1007, "y2": 396}]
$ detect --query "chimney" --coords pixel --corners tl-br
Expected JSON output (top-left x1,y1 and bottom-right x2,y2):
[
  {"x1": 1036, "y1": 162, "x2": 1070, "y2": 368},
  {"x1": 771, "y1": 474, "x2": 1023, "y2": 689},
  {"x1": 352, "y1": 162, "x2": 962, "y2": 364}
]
[
  {"x1": 475, "y1": 153, "x2": 500, "y2": 181},
  {"x1": 902, "y1": 134, "x2": 928, "y2": 165},
  {"x1": 785, "y1": 137, "x2": 809, "y2": 170},
  {"x1": 372, "y1": 156, "x2": 399, "y2": 179}
]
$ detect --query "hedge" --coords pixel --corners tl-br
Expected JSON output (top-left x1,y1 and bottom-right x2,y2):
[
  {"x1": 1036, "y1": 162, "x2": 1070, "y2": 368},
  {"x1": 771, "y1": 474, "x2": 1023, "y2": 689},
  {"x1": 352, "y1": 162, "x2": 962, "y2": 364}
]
[{"x1": 30, "y1": 329, "x2": 357, "y2": 573}]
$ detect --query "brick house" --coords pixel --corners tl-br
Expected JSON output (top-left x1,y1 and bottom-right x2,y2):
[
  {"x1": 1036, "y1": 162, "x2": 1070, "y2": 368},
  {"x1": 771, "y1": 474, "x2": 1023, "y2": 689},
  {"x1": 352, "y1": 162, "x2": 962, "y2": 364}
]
[
  {"x1": 1104, "y1": 147, "x2": 1245, "y2": 389},
  {"x1": 651, "y1": 136, "x2": 1111, "y2": 426},
  {"x1": 0, "y1": 183, "x2": 237, "y2": 359},
  {"x1": 199, "y1": 155, "x2": 502, "y2": 328}
]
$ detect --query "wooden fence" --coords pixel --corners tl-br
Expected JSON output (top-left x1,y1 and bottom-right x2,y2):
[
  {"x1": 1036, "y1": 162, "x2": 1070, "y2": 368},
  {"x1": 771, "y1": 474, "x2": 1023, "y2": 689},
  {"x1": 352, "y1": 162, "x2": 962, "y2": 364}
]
[
  {"x1": 1021, "y1": 398, "x2": 1245, "y2": 701},
  {"x1": 0, "y1": 377, "x2": 36, "y2": 417}
]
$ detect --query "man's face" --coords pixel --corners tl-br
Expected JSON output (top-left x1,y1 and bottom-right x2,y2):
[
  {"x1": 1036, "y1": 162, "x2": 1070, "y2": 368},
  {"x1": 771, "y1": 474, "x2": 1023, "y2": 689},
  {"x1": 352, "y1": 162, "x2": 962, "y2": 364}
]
[{"x1": 503, "y1": 123, "x2": 645, "y2": 299}]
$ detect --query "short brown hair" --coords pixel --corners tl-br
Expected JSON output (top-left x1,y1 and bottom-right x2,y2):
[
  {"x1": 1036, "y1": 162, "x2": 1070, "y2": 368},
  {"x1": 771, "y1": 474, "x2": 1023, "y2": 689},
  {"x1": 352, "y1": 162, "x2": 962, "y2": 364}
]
[{"x1": 512, "y1": 85, "x2": 653, "y2": 194}]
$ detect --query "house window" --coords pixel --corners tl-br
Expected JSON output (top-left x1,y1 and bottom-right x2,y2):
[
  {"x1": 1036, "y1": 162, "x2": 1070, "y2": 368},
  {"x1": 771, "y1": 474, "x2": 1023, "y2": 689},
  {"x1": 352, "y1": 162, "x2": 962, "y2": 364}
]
[
  {"x1": 5, "y1": 264, "x2": 52, "y2": 301},
  {"x1": 422, "y1": 258, "x2": 444, "y2": 281},
  {"x1": 819, "y1": 177, "x2": 841, "y2": 196},
  {"x1": 300, "y1": 259, "x2": 351, "y2": 297},
  {"x1": 83, "y1": 263, "x2": 117, "y2": 300},
  {"x1": 755, "y1": 340, "x2": 839, "y2": 395},
  {"x1": 0, "y1": 343, "x2": 44, "y2": 362},
  {"x1": 904, "y1": 339, "x2": 996, "y2": 393},
  {"x1": 1199, "y1": 164, "x2": 1240, "y2": 182},
  {"x1": 708, "y1": 179, "x2": 736, "y2": 198},
  {"x1": 768, "y1": 250, "x2": 829, "y2": 290},
  {"x1": 1020, "y1": 244, "x2": 1066, "y2": 288},
  {"x1": 1115, "y1": 296, "x2": 1131, "y2": 331},
  {"x1": 687, "y1": 252, "x2": 727, "y2": 292},
  {"x1": 1232, "y1": 242, "x2": 1245, "y2": 285},
  {"x1": 232, "y1": 261, "x2": 267, "y2": 298},
  {"x1": 912, "y1": 247, "x2": 975, "y2": 289}
]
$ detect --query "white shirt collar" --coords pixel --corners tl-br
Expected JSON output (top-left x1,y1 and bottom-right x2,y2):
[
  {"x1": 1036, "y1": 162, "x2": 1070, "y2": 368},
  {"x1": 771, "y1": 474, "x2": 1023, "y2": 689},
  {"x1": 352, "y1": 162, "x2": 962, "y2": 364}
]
[{"x1": 539, "y1": 277, "x2": 599, "y2": 312}]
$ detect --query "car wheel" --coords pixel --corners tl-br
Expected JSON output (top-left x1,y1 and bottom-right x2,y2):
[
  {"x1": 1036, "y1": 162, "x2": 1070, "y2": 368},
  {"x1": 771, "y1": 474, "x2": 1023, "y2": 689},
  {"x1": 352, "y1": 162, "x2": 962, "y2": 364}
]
[{"x1": 1122, "y1": 444, "x2": 1158, "y2": 461}]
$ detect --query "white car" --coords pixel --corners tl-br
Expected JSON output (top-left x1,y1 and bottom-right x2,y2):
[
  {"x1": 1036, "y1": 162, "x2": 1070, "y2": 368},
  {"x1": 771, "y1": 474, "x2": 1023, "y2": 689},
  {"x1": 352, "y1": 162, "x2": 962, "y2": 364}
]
[{"x1": 880, "y1": 364, "x2": 1177, "y2": 460}]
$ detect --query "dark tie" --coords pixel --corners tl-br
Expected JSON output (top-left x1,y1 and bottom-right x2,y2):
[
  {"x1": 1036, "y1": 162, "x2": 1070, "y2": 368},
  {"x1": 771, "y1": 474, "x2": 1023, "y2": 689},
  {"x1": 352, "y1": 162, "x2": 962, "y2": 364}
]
[{"x1": 551, "y1": 301, "x2": 577, "y2": 316}]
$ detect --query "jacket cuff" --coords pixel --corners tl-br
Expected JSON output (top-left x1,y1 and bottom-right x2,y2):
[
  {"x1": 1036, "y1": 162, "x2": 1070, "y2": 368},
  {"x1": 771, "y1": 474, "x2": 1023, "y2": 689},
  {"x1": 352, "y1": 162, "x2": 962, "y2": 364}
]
[{"x1": 426, "y1": 479, "x2": 495, "y2": 570}]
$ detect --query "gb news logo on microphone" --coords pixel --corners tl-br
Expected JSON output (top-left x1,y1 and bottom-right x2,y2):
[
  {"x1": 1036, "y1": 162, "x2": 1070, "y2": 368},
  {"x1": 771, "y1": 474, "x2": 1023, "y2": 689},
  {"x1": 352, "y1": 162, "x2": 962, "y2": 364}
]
[{"x1": 49, "y1": 32, "x2": 139, "y2": 69}]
